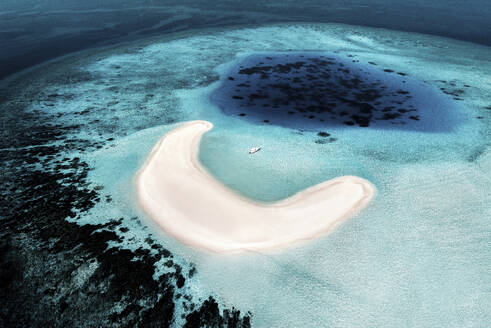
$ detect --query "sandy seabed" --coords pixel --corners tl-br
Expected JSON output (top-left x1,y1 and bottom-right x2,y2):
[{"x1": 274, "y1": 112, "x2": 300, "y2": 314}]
[{"x1": 136, "y1": 120, "x2": 376, "y2": 253}]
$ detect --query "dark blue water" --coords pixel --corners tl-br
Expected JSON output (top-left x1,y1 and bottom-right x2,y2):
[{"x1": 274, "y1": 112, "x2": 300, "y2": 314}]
[
  {"x1": 1, "y1": 0, "x2": 490, "y2": 80},
  {"x1": 211, "y1": 53, "x2": 461, "y2": 133}
]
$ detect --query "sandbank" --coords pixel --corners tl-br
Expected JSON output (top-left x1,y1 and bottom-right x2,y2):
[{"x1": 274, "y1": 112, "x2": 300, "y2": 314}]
[{"x1": 136, "y1": 121, "x2": 375, "y2": 253}]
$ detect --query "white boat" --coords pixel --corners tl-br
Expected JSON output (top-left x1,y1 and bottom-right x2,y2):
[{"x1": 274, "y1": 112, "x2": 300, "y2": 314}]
[{"x1": 249, "y1": 147, "x2": 261, "y2": 154}]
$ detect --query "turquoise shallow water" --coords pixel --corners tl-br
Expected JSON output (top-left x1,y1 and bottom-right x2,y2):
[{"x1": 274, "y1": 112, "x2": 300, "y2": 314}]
[
  {"x1": 198, "y1": 51, "x2": 476, "y2": 202},
  {"x1": 13, "y1": 23, "x2": 490, "y2": 327}
]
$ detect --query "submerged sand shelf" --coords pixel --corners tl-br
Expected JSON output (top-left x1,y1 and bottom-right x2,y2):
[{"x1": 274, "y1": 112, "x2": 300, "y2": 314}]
[{"x1": 136, "y1": 120, "x2": 376, "y2": 253}]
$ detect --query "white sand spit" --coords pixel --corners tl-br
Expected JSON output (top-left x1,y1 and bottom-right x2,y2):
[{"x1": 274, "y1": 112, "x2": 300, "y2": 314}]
[{"x1": 136, "y1": 121, "x2": 376, "y2": 253}]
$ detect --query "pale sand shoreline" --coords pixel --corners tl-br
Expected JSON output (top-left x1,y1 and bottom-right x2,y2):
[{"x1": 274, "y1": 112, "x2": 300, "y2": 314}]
[{"x1": 136, "y1": 120, "x2": 376, "y2": 253}]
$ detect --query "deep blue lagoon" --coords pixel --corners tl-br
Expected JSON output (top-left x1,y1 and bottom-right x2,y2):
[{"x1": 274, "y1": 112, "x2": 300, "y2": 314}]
[{"x1": 211, "y1": 52, "x2": 461, "y2": 132}]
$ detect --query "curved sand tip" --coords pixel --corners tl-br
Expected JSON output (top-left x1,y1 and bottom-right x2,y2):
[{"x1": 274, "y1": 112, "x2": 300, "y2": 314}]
[{"x1": 136, "y1": 120, "x2": 376, "y2": 253}]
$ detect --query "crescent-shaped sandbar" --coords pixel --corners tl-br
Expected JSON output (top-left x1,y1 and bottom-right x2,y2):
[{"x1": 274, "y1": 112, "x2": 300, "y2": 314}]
[{"x1": 136, "y1": 121, "x2": 376, "y2": 253}]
